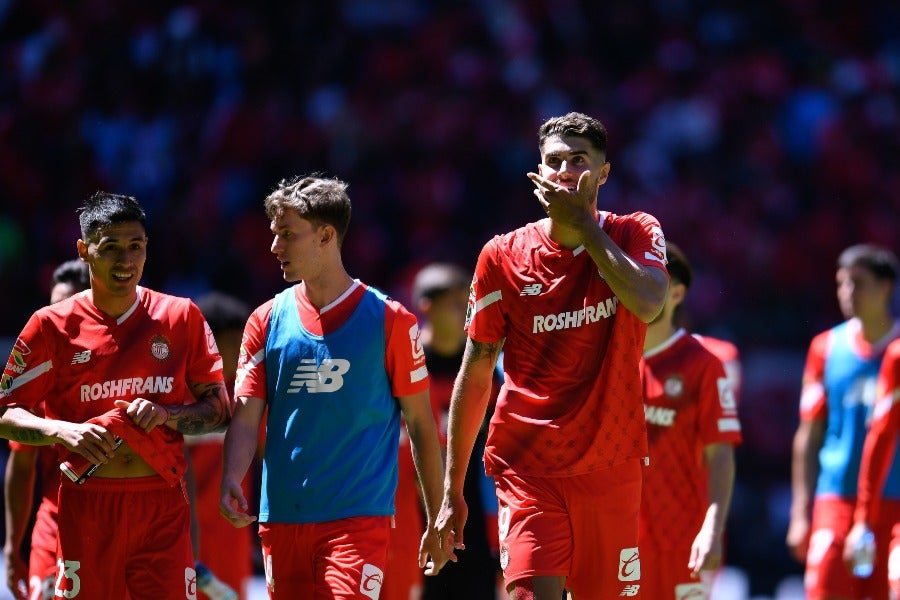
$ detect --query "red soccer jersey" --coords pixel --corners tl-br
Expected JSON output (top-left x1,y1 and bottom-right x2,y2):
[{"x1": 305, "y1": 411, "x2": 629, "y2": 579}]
[
  {"x1": 1, "y1": 287, "x2": 224, "y2": 462},
  {"x1": 856, "y1": 338, "x2": 900, "y2": 523},
  {"x1": 639, "y1": 330, "x2": 742, "y2": 550},
  {"x1": 468, "y1": 211, "x2": 668, "y2": 477},
  {"x1": 236, "y1": 281, "x2": 428, "y2": 403}
]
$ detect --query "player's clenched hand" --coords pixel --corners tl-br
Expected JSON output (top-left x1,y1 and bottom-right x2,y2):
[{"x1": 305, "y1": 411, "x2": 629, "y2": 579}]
[
  {"x1": 55, "y1": 421, "x2": 119, "y2": 464},
  {"x1": 219, "y1": 480, "x2": 257, "y2": 528},
  {"x1": 114, "y1": 398, "x2": 169, "y2": 432},
  {"x1": 527, "y1": 168, "x2": 596, "y2": 231}
]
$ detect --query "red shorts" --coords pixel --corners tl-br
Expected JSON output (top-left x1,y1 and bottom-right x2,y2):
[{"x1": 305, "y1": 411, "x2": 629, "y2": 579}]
[
  {"x1": 382, "y1": 446, "x2": 424, "y2": 600},
  {"x1": 805, "y1": 496, "x2": 900, "y2": 599},
  {"x1": 55, "y1": 476, "x2": 193, "y2": 600},
  {"x1": 494, "y1": 459, "x2": 643, "y2": 598},
  {"x1": 28, "y1": 499, "x2": 59, "y2": 600},
  {"x1": 639, "y1": 545, "x2": 713, "y2": 599},
  {"x1": 258, "y1": 516, "x2": 391, "y2": 599}
]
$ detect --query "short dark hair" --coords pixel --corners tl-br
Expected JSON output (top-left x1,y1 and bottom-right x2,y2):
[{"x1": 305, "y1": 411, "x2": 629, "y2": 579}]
[
  {"x1": 538, "y1": 112, "x2": 608, "y2": 157},
  {"x1": 264, "y1": 174, "x2": 352, "y2": 245},
  {"x1": 77, "y1": 191, "x2": 147, "y2": 241},
  {"x1": 195, "y1": 291, "x2": 251, "y2": 334},
  {"x1": 838, "y1": 244, "x2": 899, "y2": 282},
  {"x1": 412, "y1": 263, "x2": 471, "y2": 305},
  {"x1": 52, "y1": 259, "x2": 90, "y2": 292},
  {"x1": 664, "y1": 242, "x2": 692, "y2": 288}
]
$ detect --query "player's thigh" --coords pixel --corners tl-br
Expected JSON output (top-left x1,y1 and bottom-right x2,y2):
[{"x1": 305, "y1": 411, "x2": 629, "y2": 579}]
[
  {"x1": 494, "y1": 472, "x2": 571, "y2": 586},
  {"x1": 805, "y1": 497, "x2": 860, "y2": 599},
  {"x1": 567, "y1": 460, "x2": 642, "y2": 599},
  {"x1": 315, "y1": 516, "x2": 391, "y2": 600}
]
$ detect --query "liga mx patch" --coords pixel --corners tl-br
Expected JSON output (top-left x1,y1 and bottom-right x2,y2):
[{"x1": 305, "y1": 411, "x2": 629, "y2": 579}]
[{"x1": 360, "y1": 563, "x2": 383, "y2": 599}]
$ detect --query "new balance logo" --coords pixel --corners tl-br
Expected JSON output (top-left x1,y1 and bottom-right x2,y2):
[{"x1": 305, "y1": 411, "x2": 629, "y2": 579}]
[
  {"x1": 520, "y1": 283, "x2": 543, "y2": 296},
  {"x1": 71, "y1": 351, "x2": 91, "y2": 365},
  {"x1": 620, "y1": 584, "x2": 640, "y2": 597},
  {"x1": 287, "y1": 358, "x2": 350, "y2": 393}
]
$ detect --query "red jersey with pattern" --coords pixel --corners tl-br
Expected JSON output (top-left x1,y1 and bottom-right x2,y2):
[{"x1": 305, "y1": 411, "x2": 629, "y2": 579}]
[
  {"x1": 0, "y1": 287, "x2": 224, "y2": 460},
  {"x1": 236, "y1": 281, "x2": 427, "y2": 404},
  {"x1": 639, "y1": 330, "x2": 742, "y2": 550},
  {"x1": 468, "y1": 211, "x2": 668, "y2": 477},
  {"x1": 856, "y1": 339, "x2": 900, "y2": 523}
]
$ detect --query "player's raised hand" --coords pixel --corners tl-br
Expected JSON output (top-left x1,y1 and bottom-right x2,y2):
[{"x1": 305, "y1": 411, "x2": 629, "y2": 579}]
[{"x1": 527, "y1": 168, "x2": 596, "y2": 231}]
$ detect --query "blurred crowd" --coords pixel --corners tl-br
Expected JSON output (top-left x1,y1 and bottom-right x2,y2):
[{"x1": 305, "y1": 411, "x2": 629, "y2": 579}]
[{"x1": 1, "y1": 0, "x2": 898, "y2": 594}]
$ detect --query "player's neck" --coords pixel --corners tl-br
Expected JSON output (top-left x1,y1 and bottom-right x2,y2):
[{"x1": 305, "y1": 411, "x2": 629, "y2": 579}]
[
  {"x1": 299, "y1": 268, "x2": 355, "y2": 309},
  {"x1": 858, "y1": 313, "x2": 896, "y2": 344},
  {"x1": 644, "y1": 321, "x2": 676, "y2": 352},
  {"x1": 89, "y1": 288, "x2": 138, "y2": 319}
]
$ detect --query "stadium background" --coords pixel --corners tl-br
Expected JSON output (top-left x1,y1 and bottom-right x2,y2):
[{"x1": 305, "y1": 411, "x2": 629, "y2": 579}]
[{"x1": 0, "y1": 1, "x2": 898, "y2": 596}]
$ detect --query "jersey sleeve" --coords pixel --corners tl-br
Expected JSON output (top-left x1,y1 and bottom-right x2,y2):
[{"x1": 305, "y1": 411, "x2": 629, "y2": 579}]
[
  {"x1": 697, "y1": 352, "x2": 743, "y2": 445},
  {"x1": 855, "y1": 342, "x2": 900, "y2": 523},
  {"x1": 184, "y1": 300, "x2": 225, "y2": 386},
  {"x1": 0, "y1": 312, "x2": 54, "y2": 411},
  {"x1": 384, "y1": 298, "x2": 429, "y2": 398},
  {"x1": 234, "y1": 301, "x2": 273, "y2": 401},
  {"x1": 618, "y1": 211, "x2": 668, "y2": 271},
  {"x1": 799, "y1": 331, "x2": 831, "y2": 422},
  {"x1": 465, "y1": 238, "x2": 507, "y2": 344}
]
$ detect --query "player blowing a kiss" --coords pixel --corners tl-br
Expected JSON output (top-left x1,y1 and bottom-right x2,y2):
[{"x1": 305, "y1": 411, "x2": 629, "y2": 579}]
[{"x1": 435, "y1": 112, "x2": 669, "y2": 599}]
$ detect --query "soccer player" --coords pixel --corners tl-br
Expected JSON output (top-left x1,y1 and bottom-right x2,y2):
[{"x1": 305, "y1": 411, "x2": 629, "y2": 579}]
[
  {"x1": 219, "y1": 175, "x2": 449, "y2": 599},
  {"x1": 843, "y1": 335, "x2": 900, "y2": 595},
  {"x1": 4, "y1": 259, "x2": 89, "y2": 600},
  {"x1": 435, "y1": 112, "x2": 669, "y2": 599},
  {"x1": 639, "y1": 242, "x2": 742, "y2": 599},
  {"x1": 0, "y1": 191, "x2": 231, "y2": 599},
  {"x1": 787, "y1": 243, "x2": 900, "y2": 599}
]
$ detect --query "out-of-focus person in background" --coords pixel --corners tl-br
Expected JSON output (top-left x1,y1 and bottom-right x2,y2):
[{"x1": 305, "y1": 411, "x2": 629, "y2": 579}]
[
  {"x1": 4, "y1": 259, "x2": 89, "y2": 600},
  {"x1": 639, "y1": 242, "x2": 742, "y2": 599},
  {"x1": 787, "y1": 243, "x2": 900, "y2": 599},
  {"x1": 188, "y1": 291, "x2": 255, "y2": 600},
  {"x1": 843, "y1": 331, "x2": 900, "y2": 596}
]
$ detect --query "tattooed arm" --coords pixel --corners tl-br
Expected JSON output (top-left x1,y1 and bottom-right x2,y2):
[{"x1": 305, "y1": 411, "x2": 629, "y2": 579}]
[
  {"x1": 168, "y1": 380, "x2": 231, "y2": 434},
  {"x1": 0, "y1": 406, "x2": 119, "y2": 464},
  {"x1": 114, "y1": 380, "x2": 231, "y2": 435}
]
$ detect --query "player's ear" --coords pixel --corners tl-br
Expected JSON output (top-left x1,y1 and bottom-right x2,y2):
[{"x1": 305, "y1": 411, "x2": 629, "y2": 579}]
[{"x1": 76, "y1": 239, "x2": 87, "y2": 259}]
